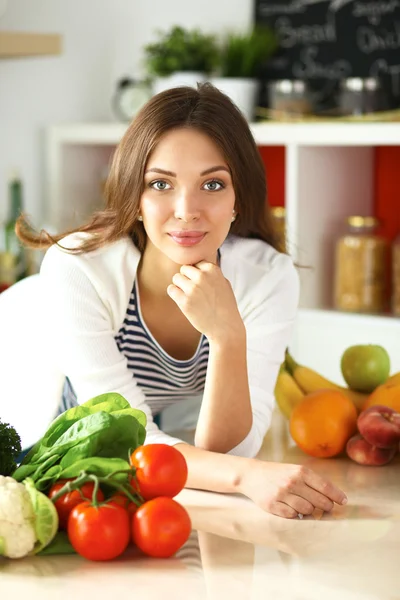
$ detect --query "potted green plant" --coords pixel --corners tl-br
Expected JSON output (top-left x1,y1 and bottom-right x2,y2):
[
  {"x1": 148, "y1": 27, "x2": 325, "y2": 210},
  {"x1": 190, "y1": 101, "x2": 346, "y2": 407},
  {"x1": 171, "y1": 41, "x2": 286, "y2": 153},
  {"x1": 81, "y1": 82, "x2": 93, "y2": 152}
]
[
  {"x1": 211, "y1": 27, "x2": 278, "y2": 121},
  {"x1": 144, "y1": 26, "x2": 219, "y2": 94}
]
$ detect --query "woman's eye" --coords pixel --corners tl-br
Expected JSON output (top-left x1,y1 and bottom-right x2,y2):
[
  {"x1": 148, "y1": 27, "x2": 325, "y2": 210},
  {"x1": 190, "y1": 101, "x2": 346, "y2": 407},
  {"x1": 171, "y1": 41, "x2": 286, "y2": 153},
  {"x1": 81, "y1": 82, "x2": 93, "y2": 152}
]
[
  {"x1": 149, "y1": 180, "x2": 171, "y2": 191},
  {"x1": 204, "y1": 180, "x2": 225, "y2": 192}
]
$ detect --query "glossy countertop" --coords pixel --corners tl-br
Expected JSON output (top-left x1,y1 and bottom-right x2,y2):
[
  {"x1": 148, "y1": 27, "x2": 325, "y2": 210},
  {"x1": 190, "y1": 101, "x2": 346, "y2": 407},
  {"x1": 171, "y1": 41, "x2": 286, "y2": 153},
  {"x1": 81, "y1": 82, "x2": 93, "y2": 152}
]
[{"x1": 1, "y1": 410, "x2": 399, "y2": 600}]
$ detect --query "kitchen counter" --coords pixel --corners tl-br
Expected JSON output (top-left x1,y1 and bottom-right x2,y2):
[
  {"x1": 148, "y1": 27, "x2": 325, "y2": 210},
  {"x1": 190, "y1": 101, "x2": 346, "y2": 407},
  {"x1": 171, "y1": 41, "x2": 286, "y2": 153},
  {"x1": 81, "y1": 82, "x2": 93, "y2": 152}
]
[{"x1": 1, "y1": 410, "x2": 399, "y2": 600}]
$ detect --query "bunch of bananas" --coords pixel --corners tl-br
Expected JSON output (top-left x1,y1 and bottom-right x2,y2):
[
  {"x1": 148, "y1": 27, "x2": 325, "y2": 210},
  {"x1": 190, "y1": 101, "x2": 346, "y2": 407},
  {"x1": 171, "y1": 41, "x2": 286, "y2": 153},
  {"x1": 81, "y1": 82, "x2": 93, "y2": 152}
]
[{"x1": 274, "y1": 351, "x2": 400, "y2": 419}]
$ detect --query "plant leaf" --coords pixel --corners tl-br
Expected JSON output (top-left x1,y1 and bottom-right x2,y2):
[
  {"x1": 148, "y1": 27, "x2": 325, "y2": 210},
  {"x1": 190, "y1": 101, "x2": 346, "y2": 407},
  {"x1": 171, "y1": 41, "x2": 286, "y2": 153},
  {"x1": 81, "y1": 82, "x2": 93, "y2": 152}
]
[
  {"x1": 37, "y1": 531, "x2": 76, "y2": 556},
  {"x1": 13, "y1": 394, "x2": 147, "y2": 489},
  {"x1": 57, "y1": 457, "x2": 131, "y2": 480}
]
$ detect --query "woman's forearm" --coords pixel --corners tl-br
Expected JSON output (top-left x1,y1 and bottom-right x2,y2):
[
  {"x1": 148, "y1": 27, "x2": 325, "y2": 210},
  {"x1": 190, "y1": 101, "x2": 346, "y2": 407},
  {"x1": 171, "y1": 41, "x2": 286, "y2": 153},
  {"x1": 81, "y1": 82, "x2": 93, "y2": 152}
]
[
  {"x1": 175, "y1": 442, "x2": 348, "y2": 520},
  {"x1": 194, "y1": 328, "x2": 253, "y2": 453},
  {"x1": 174, "y1": 442, "x2": 252, "y2": 494}
]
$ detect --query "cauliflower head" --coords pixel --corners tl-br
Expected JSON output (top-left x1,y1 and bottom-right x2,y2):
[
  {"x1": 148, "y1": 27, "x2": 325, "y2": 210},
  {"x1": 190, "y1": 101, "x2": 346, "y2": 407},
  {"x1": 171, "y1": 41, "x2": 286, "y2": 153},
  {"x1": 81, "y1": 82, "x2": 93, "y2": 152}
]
[{"x1": 0, "y1": 476, "x2": 36, "y2": 559}]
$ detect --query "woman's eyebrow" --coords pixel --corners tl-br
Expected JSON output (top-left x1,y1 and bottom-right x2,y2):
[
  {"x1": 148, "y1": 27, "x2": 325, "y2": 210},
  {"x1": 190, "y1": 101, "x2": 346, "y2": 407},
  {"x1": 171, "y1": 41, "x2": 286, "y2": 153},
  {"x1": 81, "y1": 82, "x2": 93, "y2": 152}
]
[
  {"x1": 145, "y1": 166, "x2": 230, "y2": 176},
  {"x1": 200, "y1": 166, "x2": 230, "y2": 176}
]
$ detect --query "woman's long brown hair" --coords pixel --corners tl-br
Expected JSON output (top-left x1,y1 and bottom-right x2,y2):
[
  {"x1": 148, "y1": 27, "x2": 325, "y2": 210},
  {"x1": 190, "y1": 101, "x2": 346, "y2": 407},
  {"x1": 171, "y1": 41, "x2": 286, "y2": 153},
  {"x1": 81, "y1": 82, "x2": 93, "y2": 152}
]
[{"x1": 16, "y1": 83, "x2": 284, "y2": 254}]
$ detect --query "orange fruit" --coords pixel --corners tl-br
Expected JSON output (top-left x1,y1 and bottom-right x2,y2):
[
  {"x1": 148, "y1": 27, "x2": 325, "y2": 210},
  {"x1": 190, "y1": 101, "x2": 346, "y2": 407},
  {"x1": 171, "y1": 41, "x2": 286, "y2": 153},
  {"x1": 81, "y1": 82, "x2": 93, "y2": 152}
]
[
  {"x1": 289, "y1": 390, "x2": 358, "y2": 458},
  {"x1": 362, "y1": 382, "x2": 400, "y2": 413}
]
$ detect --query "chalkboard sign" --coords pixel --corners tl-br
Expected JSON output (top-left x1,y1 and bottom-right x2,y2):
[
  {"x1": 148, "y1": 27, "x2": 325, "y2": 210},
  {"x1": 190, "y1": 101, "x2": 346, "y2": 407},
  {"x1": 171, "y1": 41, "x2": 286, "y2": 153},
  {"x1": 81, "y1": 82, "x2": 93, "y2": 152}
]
[{"x1": 255, "y1": 0, "x2": 400, "y2": 110}]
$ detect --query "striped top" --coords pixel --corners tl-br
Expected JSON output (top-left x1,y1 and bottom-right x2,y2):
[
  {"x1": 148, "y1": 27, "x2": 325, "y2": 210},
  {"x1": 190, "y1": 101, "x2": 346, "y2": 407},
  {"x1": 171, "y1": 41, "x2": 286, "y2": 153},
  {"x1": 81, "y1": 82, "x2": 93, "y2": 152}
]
[{"x1": 60, "y1": 278, "x2": 210, "y2": 417}]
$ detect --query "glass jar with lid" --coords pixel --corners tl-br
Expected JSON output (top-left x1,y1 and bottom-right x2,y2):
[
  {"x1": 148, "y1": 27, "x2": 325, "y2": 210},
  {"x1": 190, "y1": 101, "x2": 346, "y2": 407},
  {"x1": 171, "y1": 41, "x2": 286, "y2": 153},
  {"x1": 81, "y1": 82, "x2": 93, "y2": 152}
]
[
  {"x1": 334, "y1": 216, "x2": 388, "y2": 313},
  {"x1": 271, "y1": 206, "x2": 286, "y2": 252},
  {"x1": 392, "y1": 234, "x2": 400, "y2": 316},
  {"x1": 338, "y1": 77, "x2": 387, "y2": 116},
  {"x1": 268, "y1": 80, "x2": 313, "y2": 120}
]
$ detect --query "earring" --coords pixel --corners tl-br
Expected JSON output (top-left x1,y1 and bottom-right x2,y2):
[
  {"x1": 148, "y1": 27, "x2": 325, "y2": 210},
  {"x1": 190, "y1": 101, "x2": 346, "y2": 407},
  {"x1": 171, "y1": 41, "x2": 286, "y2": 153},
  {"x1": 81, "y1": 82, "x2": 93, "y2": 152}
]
[
  {"x1": 138, "y1": 215, "x2": 143, "y2": 221},
  {"x1": 231, "y1": 211, "x2": 236, "y2": 222}
]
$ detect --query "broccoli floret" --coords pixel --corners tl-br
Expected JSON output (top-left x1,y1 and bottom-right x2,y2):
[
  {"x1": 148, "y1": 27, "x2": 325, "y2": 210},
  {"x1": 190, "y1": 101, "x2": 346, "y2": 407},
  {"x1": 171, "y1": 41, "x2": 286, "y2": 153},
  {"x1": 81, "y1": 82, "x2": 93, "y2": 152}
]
[{"x1": 0, "y1": 421, "x2": 22, "y2": 476}]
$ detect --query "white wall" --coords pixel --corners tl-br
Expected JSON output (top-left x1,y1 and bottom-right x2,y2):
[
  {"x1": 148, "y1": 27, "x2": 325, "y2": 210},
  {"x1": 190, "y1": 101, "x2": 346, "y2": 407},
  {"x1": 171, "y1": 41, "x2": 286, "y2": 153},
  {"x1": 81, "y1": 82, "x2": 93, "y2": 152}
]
[{"x1": 0, "y1": 0, "x2": 253, "y2": 228}]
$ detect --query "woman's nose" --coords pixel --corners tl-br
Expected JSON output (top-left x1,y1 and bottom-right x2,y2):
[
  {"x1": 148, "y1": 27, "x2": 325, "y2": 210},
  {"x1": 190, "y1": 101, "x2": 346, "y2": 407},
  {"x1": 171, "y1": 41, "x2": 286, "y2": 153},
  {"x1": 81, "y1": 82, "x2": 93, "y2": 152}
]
[{"x1": 174, "y1": 191, "x2": 201, "y2": 222}]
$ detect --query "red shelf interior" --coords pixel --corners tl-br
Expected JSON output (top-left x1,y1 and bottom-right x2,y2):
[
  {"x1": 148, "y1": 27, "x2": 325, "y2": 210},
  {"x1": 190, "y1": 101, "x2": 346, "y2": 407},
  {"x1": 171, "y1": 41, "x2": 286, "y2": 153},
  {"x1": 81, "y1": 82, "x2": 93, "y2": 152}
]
[
  {"x1": 374, "y1": 146, "x2": 400, "y2": 304},
  {"x1": 258, "y1": 143, "x2": 399, "y2": 306},
  {"x1": 258, "y1": 146, "x2": 285, "y2": 207},
  {"x1": 258, "y1": 144, "x2": 399, "y2": 239},
  {"x1": 374, "y1": 147, "x2": 400, "y2": 243}
]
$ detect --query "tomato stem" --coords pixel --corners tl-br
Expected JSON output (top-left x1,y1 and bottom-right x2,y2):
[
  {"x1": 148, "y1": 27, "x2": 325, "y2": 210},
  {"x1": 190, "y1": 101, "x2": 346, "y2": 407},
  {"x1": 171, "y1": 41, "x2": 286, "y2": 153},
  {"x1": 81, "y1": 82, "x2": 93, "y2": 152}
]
[
  {"x1": 104, "y1": 468, "x2": 136, "y2": 479},
  {"x1": 49, "y1": 471, "x2": 89, "y2": 502},
  {"x1": 88, "y1": 475, "x2": 101, "y2": 508},
  {"x1": 48, "y1": 469, "x2": 143, "y2": 508}
]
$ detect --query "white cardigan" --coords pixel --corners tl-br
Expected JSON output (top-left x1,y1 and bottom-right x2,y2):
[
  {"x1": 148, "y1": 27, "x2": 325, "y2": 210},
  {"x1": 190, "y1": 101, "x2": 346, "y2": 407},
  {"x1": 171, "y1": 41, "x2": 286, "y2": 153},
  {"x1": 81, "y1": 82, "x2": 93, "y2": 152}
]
[{"x1": 38, "y1": 233, "x2": 299, "y2": 458}]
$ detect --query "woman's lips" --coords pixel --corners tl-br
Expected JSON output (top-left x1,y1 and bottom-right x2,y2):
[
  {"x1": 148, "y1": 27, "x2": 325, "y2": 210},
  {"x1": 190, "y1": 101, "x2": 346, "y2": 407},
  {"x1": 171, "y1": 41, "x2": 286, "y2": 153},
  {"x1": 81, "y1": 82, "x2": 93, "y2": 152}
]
[{"x1": 168, "y1": 232, "x2": 206, "y2": 246}]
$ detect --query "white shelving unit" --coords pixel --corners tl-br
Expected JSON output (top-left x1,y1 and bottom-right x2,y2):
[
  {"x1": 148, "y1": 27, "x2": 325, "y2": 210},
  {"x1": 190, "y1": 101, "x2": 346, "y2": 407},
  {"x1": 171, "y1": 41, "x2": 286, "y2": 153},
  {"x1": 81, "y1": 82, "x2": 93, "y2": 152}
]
[{"x1": 44, "y1": 122, "x2": 400, "y2": 379}]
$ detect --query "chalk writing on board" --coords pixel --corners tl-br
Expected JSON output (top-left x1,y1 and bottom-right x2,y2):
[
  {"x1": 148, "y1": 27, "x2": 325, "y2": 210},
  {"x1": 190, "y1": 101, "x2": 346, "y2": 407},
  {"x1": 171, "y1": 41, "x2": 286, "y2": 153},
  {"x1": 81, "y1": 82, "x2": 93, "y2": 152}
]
[
  {"x1": 353, "y1": 1, "x2": 400, "y2": 25},
  {"x1": 292, "y1": 46, "x2": 352, "y2": 79},
  {"x1": 255, "y1": 0, "x2": 400, "y2": 107},
  {"x1": 258, "y1": 0, "x2": 353, "y2": 16},
  {"x1": 274, "y1": 14, "x2": 336, "y2": 47},
  {"x1": 356, "y1": 21, "x2": 400, "y2": 54}
]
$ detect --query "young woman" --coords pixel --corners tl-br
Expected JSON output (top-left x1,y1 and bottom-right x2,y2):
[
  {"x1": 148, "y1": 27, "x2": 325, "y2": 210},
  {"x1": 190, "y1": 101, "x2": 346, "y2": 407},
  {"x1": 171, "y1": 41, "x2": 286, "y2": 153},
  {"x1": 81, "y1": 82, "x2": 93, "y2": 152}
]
[{"x1": 17, "y1": 84, "x2": 347, "y2": 518}]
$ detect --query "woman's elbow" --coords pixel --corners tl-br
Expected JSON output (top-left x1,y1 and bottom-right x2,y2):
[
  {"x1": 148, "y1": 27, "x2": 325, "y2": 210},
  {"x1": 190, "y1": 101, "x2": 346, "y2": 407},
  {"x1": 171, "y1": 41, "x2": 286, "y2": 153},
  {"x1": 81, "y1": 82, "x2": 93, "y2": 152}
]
[{"x1": 194, "y1": 433, "x2": 262, "y2": 458}]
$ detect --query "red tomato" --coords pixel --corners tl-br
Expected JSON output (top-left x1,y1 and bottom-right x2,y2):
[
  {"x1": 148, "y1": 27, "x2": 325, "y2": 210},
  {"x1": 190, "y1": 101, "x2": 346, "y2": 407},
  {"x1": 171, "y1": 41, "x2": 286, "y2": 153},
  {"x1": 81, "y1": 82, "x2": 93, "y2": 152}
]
[
  {"x1": 48, "y1": 480, "x2": 105, "y2": 529},
  {"x1": 132, "y1": 496, "x2": 191, "y2": 558},
  {"x1": 68, "y1": 501, "x2": 130, "y2": 561},
  {"x1": 130, "y1": 444, "x2": 188, "y2": 500},
  {"x1": 109, "y1": 492, "x2": 139, "y2": 515}
]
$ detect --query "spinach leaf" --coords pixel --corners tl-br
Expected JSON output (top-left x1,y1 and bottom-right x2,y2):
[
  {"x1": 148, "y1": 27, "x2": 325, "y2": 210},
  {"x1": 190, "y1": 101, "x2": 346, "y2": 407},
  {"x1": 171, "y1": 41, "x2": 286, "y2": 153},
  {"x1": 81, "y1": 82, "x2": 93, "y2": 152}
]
[
  {"x1": 34, "y1": 465, "x2": 63, "y2": 491},
  {"x1": 82, "y1": 393, "x2": 132, "y2": 412},
  {"x1": 37, "y1": 531, "x2": 76, "y2": 555},
  {"x1": 14, "y1": 412, "x2": 113, "y2": 480},
  {"x1": 12, "y1": 393, "x2": 147, "y2": 488},
  {"x1": 57, "y1": 457, "x2": 130, "y2": 480},
  {"x1": 58, "y1": 413, "x2": 145, "y2": 467},
  {"x1": 20, "y1": 393, "x2": 133, "y2": 465},
  {"x1": 112, "y1": 407, "x2": 147, "y2": 431},
  {"x1": 11, "y1": 463, "x2": 37, "y2": 482},
  {"x1": 23, "y1": 407, "x2": 93, "y2": 464}
]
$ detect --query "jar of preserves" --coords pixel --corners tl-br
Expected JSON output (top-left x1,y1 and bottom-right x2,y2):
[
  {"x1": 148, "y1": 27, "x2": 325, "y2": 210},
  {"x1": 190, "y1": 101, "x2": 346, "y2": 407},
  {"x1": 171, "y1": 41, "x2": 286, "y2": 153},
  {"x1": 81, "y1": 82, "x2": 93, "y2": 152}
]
[
  {"x1": 392, "y1": 234, "x2": 400, "y2": 316},
  {"x1": 334, "y1": 216, "x2": 388, "y2": 313},
  {"x1": 271, "y1": 206, "x2": 286, "y2": 252}
]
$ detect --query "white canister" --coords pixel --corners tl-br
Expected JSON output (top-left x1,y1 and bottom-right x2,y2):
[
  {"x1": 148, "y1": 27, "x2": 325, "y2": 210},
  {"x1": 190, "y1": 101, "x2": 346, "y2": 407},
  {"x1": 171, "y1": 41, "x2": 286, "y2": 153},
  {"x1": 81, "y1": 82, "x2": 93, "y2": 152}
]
[
  {"x1": 210, "y1": 77, "x2": 259, "y2": 121},
  {"x1": 152, "y1": 71, "x2": 207, "y2": 95}
]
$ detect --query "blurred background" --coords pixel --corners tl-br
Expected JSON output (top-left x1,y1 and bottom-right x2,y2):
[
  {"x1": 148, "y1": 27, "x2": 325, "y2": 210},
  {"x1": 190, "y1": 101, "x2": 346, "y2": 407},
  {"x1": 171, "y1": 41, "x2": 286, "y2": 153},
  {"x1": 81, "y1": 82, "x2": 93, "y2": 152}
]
[{"x1": 1, "y1": 0, "x2": 400, "y2": 385}]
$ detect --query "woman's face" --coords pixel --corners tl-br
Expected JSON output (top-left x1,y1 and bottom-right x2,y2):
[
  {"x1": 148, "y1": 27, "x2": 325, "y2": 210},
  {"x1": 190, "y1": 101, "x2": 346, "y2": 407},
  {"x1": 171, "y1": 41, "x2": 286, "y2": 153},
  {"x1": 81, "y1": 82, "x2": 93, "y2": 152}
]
[{"x1": 140, "y1": 127, "x2": 236, "y2": 265}]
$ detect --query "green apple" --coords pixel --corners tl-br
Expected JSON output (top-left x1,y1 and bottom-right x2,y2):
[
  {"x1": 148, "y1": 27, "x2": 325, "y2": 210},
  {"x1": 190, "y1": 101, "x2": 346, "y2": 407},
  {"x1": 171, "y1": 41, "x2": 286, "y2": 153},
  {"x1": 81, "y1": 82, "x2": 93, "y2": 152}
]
[{"x1": 340, "y1": 345, "x2": 390, "y2": 393}]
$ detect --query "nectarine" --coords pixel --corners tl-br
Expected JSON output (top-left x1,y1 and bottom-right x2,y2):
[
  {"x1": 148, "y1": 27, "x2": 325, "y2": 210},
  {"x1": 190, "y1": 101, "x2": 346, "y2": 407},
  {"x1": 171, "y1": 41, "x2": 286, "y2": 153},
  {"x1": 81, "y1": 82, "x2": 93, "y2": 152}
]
[
  {"x1": 346, "y1": 434, "x2": 397, "y2": 466},
  {"x1": 357, "y1": 405, "x2": 400, "y2": 448}
]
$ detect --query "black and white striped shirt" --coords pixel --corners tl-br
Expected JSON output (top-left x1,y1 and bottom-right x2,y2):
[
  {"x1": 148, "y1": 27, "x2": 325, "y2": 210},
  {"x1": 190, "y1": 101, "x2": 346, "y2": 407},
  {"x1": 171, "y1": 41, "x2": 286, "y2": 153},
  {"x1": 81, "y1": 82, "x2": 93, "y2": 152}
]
[{"x1": 61, "y1": 279, "x2": 210, "y2": 417}]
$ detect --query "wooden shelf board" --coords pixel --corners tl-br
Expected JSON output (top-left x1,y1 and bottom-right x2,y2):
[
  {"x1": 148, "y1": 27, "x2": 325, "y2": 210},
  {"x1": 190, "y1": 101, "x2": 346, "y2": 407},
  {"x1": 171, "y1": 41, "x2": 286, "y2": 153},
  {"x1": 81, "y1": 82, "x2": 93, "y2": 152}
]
[{"x1": 0, "y1": 31, "x2": 62, "y2": 58}]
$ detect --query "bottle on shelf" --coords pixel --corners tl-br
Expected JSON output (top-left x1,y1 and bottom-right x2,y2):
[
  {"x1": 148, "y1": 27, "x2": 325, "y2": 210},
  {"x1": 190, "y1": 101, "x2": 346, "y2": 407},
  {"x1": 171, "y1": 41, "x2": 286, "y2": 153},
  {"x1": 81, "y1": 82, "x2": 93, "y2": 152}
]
[
  {"x1": 0, "y1": 252, "x2": 17, "y2": 293},
  {"x1": 271, "y1": 206, "x2": 286, "y2": 252},
  {"x1": 392, "y1": 233, "x2": 400, "y2": 316},
  {"x1": 3, "y1": 172, "x2": 27, "y2": 283},
  {"x1": 334, "y1": 216, "x2": 389, "y2": 314}
]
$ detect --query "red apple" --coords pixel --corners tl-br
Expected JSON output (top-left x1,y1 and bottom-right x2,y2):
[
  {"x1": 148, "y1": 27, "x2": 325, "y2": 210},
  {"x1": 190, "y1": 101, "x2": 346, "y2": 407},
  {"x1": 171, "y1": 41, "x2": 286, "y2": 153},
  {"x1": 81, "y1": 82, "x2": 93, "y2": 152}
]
[
  {"x1": 346, "y1": 433, "x2": 397, "y2": 466},
  {"x1": 357, "y1": 405, "x2": 400, "y2": 448}
]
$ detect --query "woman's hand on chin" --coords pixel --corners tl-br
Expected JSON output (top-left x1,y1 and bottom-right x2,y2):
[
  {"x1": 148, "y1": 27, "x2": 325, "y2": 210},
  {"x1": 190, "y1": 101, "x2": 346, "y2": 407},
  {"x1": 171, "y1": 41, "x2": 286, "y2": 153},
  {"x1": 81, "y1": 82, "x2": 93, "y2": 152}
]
[{"x1": 167, "y1": 260, "x2": 244, "y2": 342}]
